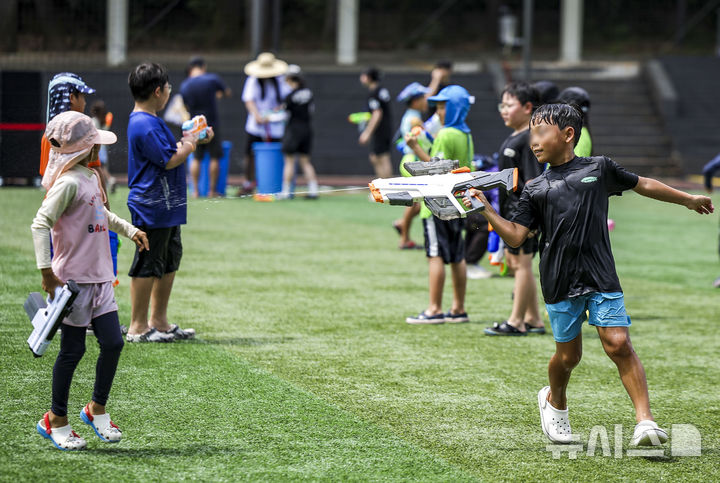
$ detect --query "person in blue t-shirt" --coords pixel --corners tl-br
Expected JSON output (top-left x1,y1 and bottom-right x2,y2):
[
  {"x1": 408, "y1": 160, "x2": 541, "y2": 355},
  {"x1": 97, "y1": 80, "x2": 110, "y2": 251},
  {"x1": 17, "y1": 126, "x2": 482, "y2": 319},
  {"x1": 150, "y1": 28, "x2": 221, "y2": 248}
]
[
  {"x1": 703, "y1": 155, "x2": 720, "y2": 287},
  {"x1": 126, "y1": 62, "x2": 213, "y2": 343},
  {"x1": 179, "y1": 57, "x2": 231, "y2": 198}
]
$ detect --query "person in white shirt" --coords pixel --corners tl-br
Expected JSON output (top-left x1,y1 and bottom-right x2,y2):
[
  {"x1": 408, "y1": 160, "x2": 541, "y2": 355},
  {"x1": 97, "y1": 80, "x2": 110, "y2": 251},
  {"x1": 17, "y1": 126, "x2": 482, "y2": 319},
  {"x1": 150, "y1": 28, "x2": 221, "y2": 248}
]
[{"x1": 240, "y1": 52, "x2": 291, "y2": 194}]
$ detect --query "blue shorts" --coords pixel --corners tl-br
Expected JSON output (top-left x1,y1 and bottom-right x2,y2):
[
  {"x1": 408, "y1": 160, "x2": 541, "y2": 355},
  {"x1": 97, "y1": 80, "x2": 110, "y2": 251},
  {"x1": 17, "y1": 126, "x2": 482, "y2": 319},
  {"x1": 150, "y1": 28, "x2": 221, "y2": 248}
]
[{"x1": 545, "y1": 292, "x2": 631, "y2": 343}]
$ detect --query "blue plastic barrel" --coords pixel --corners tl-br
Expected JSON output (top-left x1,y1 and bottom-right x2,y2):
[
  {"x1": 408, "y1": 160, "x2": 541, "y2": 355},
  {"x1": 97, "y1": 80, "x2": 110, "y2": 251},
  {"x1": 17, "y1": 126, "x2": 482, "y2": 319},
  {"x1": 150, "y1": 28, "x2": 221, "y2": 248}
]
[
  {"x1": 252, "y1": 142, "x2": 284, "y2": 194},
  {"x1": 187, "y1": 140, "x2": 231, "y2": 197}
]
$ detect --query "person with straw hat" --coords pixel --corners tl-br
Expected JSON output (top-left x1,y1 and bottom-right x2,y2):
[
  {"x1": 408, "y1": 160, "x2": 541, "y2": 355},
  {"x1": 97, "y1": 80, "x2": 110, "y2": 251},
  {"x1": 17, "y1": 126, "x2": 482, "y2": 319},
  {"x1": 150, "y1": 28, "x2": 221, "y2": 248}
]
[{"x1": 240, "y1": 52, "x2": 290, "y2": 194}]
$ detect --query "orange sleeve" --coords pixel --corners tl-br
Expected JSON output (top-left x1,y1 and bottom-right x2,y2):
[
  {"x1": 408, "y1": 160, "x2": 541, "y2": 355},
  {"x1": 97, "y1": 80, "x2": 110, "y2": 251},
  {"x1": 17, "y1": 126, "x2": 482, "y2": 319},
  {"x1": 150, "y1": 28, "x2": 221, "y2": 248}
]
[{"x1": 39, "y1": 135, "x2": 50, "y2": 176}]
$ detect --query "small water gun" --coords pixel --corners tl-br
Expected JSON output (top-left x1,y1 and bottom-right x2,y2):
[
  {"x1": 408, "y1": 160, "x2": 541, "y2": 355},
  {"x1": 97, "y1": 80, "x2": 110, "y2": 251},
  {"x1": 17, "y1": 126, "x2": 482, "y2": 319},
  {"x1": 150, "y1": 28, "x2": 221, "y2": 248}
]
[
  {"x1": 25, "y1": 281, "x2": 80, "y2": 357},
  {"x1": 423, "y1": 113, "x2": 442, "y2": 138},
  {"x1": 348, "y1": 112, "x2": 371, "y2": 133},
  {"x1": 410, "y1": 124, "x2": 434, "y2": 150},
  {"x1": 396, "y1": 118, "x2": 435, "y2": 154},
  {"x1": 348, "y1": 112, "x2": 371, "y2": 124},
  {"x1": 182, "y1": 114, "x2": 209, "y2": 141},
  {"x1": 369, "y1": 158, "x2": 518, "y2": 220},
  {"x1": 262, "y1": 109, "x2": 288, "y2": 123}
]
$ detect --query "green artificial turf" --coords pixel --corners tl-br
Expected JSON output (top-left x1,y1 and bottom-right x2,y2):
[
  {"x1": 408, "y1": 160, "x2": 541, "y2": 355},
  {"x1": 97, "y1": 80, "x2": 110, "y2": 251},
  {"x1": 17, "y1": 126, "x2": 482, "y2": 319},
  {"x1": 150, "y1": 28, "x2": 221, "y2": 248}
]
[{"x1": 1, "y1": 185, "x2": 718, "y2": 481}]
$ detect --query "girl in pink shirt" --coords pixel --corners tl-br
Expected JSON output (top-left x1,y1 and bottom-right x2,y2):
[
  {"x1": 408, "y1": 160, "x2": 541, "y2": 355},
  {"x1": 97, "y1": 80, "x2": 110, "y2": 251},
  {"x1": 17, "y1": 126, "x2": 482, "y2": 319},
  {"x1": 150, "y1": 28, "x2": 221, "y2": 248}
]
[{"x1": 31, "y1": 111, "x2": 148, "y2": 451}]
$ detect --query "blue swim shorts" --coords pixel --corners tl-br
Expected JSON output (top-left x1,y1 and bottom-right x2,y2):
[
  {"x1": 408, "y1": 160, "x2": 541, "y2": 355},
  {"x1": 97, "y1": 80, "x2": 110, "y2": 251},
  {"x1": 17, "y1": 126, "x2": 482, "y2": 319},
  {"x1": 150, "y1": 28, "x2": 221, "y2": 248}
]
[{"x1": 545, "y1": 292, "x2": 631, "y2": 343}]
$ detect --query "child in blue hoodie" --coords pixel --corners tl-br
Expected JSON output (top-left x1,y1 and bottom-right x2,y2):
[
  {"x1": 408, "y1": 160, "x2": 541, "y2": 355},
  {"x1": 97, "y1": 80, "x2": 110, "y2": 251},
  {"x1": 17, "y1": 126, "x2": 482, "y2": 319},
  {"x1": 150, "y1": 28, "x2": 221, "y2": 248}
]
[{"x1": 404, "y1": 85, "x2": 474, "y2": 324}]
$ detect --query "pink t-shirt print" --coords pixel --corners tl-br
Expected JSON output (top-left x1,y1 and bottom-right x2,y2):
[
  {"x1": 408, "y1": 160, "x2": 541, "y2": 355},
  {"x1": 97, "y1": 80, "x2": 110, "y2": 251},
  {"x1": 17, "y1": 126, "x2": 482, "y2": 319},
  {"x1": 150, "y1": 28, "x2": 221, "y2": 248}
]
[{"x1": 51, "y1": 171, "x2": 114, "y2": 283}]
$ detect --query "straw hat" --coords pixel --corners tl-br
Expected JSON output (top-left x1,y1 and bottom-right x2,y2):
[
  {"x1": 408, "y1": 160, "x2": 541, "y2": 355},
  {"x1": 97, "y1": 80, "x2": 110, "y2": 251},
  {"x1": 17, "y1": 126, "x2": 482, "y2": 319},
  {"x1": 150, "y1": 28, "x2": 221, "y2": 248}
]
[
  {"x1": 244, "y1": 52, "x2": 288, "y2": 79},
  {"x1": 42, "y1": 111, "x2": 116, "y2": 190}
]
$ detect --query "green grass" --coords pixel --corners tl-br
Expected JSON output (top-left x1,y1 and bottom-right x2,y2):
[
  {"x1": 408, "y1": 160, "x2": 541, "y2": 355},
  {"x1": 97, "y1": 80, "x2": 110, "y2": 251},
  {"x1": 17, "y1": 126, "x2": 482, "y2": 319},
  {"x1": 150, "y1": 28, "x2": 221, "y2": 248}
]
[{"x1": 1, "y1": 186, "x2": 718, "y2": 481}]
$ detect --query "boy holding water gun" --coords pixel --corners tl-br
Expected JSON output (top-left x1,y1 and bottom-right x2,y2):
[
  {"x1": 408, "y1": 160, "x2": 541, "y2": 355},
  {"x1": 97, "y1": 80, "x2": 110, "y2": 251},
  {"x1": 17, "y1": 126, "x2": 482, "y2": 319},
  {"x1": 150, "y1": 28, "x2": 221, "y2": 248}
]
[
  {"x1": 404, "y1": 85, "x2": 475, "y2": 324},
  {"x1": 393, "y1": 82, "x2": 431, "y2": 249},
  {"x1": 463, "y1": 102, "x2": 713, "y2": 446},
  {"x1": 125, "y1": 62, "x2": 212, "y2": 343}
]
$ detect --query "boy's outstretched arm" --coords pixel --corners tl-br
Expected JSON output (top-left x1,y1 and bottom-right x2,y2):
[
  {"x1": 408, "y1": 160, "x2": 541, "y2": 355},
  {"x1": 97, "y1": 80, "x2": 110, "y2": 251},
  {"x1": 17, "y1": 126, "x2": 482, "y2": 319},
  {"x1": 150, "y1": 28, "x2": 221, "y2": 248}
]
[
  {"x1": 633, "y1": 177, "x2": 714, "y2": 214},
  {"x1": 463, "y1": 189, "x2": 531, "y2": 247}
]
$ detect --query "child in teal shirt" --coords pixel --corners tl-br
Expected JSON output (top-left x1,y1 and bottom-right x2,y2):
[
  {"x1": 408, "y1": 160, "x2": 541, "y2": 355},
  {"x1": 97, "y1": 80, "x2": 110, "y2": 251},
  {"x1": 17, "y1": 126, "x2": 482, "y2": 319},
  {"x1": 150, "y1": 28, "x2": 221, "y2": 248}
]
[
  {"x1": 393, "y1": 82, "x2": 431, "y2": 250},
  {"x1": 405, "y1": 85, "x2": 474, "y2": 324}
]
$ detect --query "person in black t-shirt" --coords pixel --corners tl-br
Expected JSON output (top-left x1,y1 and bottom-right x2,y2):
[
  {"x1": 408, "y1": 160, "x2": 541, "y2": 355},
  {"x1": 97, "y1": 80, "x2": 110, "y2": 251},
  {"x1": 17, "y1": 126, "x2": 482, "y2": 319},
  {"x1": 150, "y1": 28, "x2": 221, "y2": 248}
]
[
  {"x1": 279, "y1": 65, "x2": 318, "y2": 199},
  {"x1": 463, "y1": 103, "x2": 713, "y2": 447},
  {"x1": 359, "y1": 67, "x2": 392, "y2": 178},
  {"x1": 485, "y1": 82, "x2": 545, "y2": 337}
]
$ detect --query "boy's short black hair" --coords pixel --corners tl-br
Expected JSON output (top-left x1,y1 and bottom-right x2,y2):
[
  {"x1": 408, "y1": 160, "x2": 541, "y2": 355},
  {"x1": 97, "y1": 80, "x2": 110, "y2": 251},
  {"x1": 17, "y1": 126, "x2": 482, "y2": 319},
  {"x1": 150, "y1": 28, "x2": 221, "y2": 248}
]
[
  {"x1": 128, "y1": 62, "x2": 169, "y2": 101},
  {"x1": 531, "y1": 103, "x2": 583, "y2": 146},
  {"x1": 435, "y1": 59, "x2": 453, "y2": 70},
  {"x1": 502, "y1": 82, "x2": 540, "y2": 109},
  {"x1": 188, "y1": 56, "x2": 206, "y2": 69},
  {"x1": 363, "y1": 66, "x2": 381, "y2": 82}
]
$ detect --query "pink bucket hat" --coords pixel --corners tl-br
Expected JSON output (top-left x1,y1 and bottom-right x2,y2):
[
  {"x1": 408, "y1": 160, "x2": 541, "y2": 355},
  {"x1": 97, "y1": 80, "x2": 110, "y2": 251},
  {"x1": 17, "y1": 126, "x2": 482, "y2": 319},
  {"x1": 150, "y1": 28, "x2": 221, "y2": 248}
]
[{"x1": 42, "y1": 111, "x2": 116, "y2": 190}]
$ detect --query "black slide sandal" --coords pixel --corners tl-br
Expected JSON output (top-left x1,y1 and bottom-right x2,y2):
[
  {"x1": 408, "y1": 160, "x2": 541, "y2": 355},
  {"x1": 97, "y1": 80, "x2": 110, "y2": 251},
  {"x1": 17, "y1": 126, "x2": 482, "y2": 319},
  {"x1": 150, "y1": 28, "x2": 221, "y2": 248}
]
[{"x1": 484, "y1": 321, "x2": 527, "y2": 336}]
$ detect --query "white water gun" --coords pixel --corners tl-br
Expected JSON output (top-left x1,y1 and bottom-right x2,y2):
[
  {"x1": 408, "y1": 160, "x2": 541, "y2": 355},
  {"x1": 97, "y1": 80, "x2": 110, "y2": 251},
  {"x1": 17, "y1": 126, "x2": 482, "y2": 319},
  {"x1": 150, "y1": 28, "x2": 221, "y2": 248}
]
[
  {"x1": 369, "y1": 158, "x2": 517, "y2": 220},
  {"x1": 25, "y1": 281, "x2": 79, "y2": 357}
]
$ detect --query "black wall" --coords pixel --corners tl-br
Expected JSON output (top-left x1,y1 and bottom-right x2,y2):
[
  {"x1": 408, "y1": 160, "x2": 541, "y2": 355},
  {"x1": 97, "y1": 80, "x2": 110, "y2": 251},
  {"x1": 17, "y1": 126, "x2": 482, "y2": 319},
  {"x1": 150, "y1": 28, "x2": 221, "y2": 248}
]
[
  {"x1": 1, "y1": 70, "x2": 509, "y2": 178},
  {"x1": 0, "y1": 71, "x2": 43, "y2": 178}
]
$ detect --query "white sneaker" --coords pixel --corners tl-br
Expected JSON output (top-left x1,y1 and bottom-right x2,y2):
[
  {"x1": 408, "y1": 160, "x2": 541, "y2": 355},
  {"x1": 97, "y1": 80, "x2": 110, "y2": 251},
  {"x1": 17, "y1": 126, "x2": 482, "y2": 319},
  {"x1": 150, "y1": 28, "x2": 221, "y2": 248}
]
[
  {"x1": 538, "y1": 386, "x2": 573, "y2": 443},
  {"x1": 466, "y1": 263, "x2": 493, "y2": 280},
  {"x1": 164, "y1": 324, "x2": 195, "y2": 340},
  {"x1": 631, "y1": 420, "x2": 668, "y2": 446},
  {"x1": 125, "y1": 328, "x2": 174, "y2": 343}
]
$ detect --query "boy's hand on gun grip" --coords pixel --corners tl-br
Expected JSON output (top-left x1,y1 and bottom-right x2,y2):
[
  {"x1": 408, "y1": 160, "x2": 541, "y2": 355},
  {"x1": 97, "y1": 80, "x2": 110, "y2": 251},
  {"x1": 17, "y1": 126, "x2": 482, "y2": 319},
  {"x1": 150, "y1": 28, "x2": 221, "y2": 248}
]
[
  {"x1": 686, "y1": 195, "x2": 714, "y2": 214},
  {"x1": 132, "y1": 230, "x2": 150, "y2": 252},
  {"x1": 462, "y1": 188, "x2": 489, "y2": 209},
  {"x1": 41, "y1": 268, "x2": 64, "y2": 300}
]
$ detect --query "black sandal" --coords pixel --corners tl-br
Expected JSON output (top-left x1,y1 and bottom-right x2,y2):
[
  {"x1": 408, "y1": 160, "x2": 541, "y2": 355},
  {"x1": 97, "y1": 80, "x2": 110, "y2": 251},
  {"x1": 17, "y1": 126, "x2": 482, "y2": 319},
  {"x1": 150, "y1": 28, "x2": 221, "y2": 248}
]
[
  {"x1": 484, "y1": 321, "x2": 527, "y2": 336},
  {"x1": 525, "y1": 323, "x2": 546, "y2": 335}
]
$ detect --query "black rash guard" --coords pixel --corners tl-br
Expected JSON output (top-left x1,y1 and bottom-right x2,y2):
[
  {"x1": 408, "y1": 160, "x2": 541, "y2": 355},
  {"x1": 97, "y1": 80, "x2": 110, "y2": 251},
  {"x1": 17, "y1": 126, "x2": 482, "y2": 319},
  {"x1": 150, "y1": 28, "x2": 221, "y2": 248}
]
[{"x1": 511, "y1": 156, "x2": 639, "y2": 303}]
